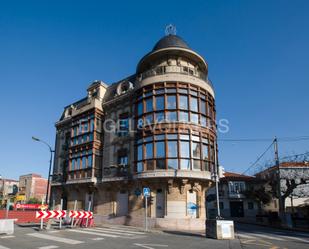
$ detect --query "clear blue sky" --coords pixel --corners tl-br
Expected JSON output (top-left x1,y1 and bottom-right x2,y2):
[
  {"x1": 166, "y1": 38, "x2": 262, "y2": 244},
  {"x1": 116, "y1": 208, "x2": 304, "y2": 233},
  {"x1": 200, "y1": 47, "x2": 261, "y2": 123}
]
[{"x1": 1, "y1": 0, "x2": 308, "y2": 179}]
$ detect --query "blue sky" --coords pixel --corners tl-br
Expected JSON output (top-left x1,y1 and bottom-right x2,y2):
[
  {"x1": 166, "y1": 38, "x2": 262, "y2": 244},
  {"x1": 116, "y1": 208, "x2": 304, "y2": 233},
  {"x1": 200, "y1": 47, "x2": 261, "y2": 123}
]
[{"x1": 0, "y1": 0, "x2": 308, "y2": 179}]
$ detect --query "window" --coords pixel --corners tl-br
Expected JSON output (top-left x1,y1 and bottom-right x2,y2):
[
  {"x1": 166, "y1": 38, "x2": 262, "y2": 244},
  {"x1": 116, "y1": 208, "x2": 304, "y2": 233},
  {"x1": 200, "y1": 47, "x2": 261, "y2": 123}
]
[
  {"x1": 137, "y1": 102, "x2": 143, "y2": 116},
  {"x1": 166, "y1": 88, "x2": 176, "y2": 93},
  {"x1": 167, "y1": 95, "x2": 176, "y2": 109},
  {"x1": 89, "y1": 133, "x2": 94, "y2": 141},
  {"x1": 180, "y1": 141, "x2": 190, "y2": 158},
  {"x1": 145, "y1": 114, "x2": 153, "y2": 124},
  {"x1": 180, "y1": 159, "x2": 190, "y2": 170},
  {"x1": 90, "y1": 119, "x2": 94, "y2": 132},
  {"x1": 166, "y1": 134, "x2": 177, "y2": 139},
  {"x1": 118, "y1": 117, "x2": 129, "y2": 136},
  {"x1": 179, "y1": 111, "x2": 189, "y2": 122},
  {"x1": 167, "y1": 141, "x2": 178, "y2": 157},
  {"x1": 201, "y1": 116, "x2": 207, "y2": 127},
  {"x1": 84, "y1": 122, "x2": 88, "y2": 132},
  {"x1": 118, "y1": 155, "x2": 128, "y2": 166},
  {"x1": 156, "y1": 159, "x2": 166, "y2": 169},
  {"x1": 167, "y1": 159, "x2": 178, "y2": 170},
  {"x1": 166, "y1": 111, "x2": 177, "y2": 121},
  {"x1": 155, "y1": 112, "x2": 165, "y2": 123},
  {"x1": 179, "y1": 95, "x2": 188, "y2": 109},
  {"x1": 156, "y1": 141, "x2": 165, "y2": 158},
  {"x1": 137, "y1": 162, "x2": 143, "y2": 172},
  {"x1": 145, "y1": 98, "x2": 153, "y2": 112},
  {"x1": 193, "y1": 160, "x2": 201, "y2": 170},
  {"x1": 200, "y1": 99, "x2": 206, "y2": 115},
  {"x1": 192, "y1": 142, "x2": 200, "y2": 158},
  {"x1": 190, "y1": 97, "x2": 198, "y2": 112},
  {"x1": 137, "y1": 145, "x2": 143, "y2": 161},
  {"x1": 82, "y1": 157, "x2": 86, "y2": 169},
  {"x1": 76, "y1": 158, "x2": 80, "y2": 169},
  {"x1": 229, "y1": 181, "x2": 246, "y2": 194},
  {"x1": 145, "y1": 143, "x2": 153, "y2": 159},
  {"x1": 248, "y1": 202, "x2": 254, "y2": 210},
  {"x1": 180, "y1": 134, "x2": 189, "y2": 140},
  {"x1": 178, "y1": 88, "x2": 188, "y2": 94},
  {"x1": 73, "y1": 127, "x2": 77, "y2": 136},
  {"x1": 71, "y1": 159, "x2": 76, "y2": 170},
  {"x1": 146, "y1": 160, "x2": 154, "y2": 170},
  {"x1": 202, "y1": 144, "x2": 208, "y2": 160},
  {"x1": 156, "y1": 96, "x2": 164, "y2": 110},
  {"x1": 88, "y1": 155, "x2": 92, "y2": 167},
  {"x1": 190, "y1": 113, "x2": 199, "y2": 124}
]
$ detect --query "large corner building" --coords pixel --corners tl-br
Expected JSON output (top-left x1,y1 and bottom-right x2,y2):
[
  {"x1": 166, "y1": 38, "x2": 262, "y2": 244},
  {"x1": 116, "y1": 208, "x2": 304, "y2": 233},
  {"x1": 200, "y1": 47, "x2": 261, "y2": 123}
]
[{"x1": 51, "y1": 31, "x2": 217, "y2": 230}]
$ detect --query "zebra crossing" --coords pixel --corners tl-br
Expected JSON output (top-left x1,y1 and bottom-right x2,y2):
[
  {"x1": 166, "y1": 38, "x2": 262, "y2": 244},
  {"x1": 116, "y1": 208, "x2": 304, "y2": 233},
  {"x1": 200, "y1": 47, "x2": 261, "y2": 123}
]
[
  {"x1": 237, "y1": 231, "x2": 309, "y2": 243},
  {"x1": 0, "y1": 226, "x2": 148, "y2": 249}
]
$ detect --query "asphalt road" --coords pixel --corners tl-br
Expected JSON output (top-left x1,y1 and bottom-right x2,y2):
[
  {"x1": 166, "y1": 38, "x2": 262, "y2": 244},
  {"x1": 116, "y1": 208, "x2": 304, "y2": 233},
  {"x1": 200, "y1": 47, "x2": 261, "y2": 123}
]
[
  {"x1": 0, "y1": 223, "x2": 308, "y2": 249},
  {"x1": 236, "y1": 223, "x2": 309, "y2": 249}
]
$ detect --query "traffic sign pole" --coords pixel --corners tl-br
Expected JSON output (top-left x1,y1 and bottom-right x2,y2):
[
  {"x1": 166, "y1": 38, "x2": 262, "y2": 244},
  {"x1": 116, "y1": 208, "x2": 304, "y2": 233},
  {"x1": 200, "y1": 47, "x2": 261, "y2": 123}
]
[
  {"x1": 145, "y1": 196, "x2": 148, "y2": 232},
  {"x1": 71, "y1": 200, "x2": 77, "y2": 228},
  {"x1": 59, "y1": 199, "x2": 63, "y2": 230},
  {"x1": 143, "y1": 187, "x2": 150, "y2": 232}
]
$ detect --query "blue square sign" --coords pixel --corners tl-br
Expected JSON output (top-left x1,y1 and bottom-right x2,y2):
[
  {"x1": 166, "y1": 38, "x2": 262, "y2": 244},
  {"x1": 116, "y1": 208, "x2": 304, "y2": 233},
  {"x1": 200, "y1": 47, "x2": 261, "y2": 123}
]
[{"x1": 143, "y1": 187, "x2": 150, "y2": 197}]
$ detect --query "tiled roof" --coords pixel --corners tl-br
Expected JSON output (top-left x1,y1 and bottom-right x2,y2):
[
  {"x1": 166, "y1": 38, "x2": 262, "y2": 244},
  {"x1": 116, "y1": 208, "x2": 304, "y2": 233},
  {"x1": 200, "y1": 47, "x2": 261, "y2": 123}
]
[{"x1": 222, "y1": 171, "x2": 257, "y2": 182}]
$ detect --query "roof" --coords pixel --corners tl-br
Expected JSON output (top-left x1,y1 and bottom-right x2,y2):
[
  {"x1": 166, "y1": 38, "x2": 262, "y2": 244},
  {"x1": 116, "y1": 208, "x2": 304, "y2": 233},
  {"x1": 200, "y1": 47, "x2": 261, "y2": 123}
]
[
  {"x1": 255, "y1": 161, "x2": 309, "y2": 176},
  {"x1": 222, "y1": 171, "x2": 257, "y2": 182},
  {"x1": 152, "y1": 34, "x2": 190, "y2": 51}
]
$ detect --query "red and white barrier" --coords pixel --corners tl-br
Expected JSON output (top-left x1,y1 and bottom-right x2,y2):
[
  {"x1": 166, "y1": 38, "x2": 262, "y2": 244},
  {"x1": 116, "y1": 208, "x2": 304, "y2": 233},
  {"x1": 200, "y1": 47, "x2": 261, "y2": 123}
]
[
  {"x1": 69, "y1": 210, "x2": 93, "y2": 219},
  {"x1": 35, "y1": 210, "x2": 67, "y2": 219}
]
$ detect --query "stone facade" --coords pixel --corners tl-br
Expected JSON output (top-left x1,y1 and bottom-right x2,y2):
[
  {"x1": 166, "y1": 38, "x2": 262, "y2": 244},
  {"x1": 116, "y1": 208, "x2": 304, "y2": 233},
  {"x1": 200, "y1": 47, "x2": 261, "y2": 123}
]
[{"x1": 51, "y1": 32, "x2": 217, "y2": 230}]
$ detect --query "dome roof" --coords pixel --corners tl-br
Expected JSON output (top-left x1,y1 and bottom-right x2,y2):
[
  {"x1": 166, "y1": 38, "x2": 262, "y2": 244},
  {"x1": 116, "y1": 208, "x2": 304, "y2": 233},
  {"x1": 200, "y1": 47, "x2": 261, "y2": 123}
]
[{"x1": 152, "y1": 34, "x2": 190, "y2": 51}]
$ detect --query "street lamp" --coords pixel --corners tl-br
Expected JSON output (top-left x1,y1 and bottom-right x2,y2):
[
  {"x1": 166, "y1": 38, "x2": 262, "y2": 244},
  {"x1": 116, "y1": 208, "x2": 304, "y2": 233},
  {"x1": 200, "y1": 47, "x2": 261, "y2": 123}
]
[{"x1": 32, "y1": 136, "x2": 54, "y2": 205}]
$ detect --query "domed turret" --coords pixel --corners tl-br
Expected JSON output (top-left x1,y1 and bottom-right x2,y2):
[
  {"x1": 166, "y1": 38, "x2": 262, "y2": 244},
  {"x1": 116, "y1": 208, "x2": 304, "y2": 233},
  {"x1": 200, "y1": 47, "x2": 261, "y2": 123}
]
[
  {"x1": 136, "y1": 31, "x2": 208, "y2": 77},
  {"x1": 152, "y1": 34, "x2": 190, "y2": 51}
]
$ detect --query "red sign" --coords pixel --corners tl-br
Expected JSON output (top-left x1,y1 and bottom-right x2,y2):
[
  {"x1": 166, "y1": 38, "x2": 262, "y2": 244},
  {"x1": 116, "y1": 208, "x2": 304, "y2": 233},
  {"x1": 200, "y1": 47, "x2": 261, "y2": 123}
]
[
  {"x1": 69, "y1": 210, "x2": 93, "y2": 219},
  {"x1": 36, "y1": 210, "x2": 67, "y2": 219},
  {"x1": 15, "y1": 204, "x2": 48, "y2": 210}
]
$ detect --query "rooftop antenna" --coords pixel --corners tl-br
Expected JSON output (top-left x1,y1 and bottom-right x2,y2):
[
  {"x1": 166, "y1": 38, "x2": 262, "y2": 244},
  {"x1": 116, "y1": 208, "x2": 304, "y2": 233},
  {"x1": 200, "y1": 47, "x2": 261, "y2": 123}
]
[{"x1": 165, "y1": 24, "x2": 177, "y2": 36}]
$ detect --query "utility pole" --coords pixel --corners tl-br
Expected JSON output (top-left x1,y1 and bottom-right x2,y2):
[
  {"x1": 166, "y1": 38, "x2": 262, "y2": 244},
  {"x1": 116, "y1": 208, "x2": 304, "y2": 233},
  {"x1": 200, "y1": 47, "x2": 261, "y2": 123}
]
[{"x1": 274, "y1": 137, "x2": 285, "y2": 224}]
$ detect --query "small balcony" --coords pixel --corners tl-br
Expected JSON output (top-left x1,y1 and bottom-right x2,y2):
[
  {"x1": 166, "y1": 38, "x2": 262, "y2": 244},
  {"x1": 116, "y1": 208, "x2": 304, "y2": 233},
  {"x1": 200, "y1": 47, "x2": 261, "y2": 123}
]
[
  {"x1": 138, "y1": 65, "x2": 213, "y2": 87},
  {"x1": 102, "y1": 165, "x2": 132, "y2": 181}
]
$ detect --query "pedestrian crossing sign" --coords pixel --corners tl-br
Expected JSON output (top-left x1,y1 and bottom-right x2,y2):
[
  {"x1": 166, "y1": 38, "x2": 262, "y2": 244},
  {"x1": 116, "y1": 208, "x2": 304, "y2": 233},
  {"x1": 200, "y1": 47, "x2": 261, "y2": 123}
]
[{"x1": 143, "y1": 187, "x2": 150, "y2": 197}]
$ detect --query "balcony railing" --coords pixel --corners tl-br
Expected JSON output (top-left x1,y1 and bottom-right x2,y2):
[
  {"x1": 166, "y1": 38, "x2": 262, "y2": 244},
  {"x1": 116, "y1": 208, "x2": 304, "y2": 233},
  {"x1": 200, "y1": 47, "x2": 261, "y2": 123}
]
[
  {"x1": 103, "y1": 165, "x2": 131, "y2": 178},
  {"x1": 138, "y1": 65, "x2": 213, "y2": 88}
]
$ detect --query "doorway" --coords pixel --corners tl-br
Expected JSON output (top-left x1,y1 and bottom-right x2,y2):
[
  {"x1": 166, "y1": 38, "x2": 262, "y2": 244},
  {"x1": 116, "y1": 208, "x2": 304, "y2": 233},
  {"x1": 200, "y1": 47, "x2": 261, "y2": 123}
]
[
  {"x1": 117, "y1": 191, "x2": 128, "y2": 216},
  {"x1": 230, "y1": 201, "x2": 244, "y2": 217},
  {"x1": 187, "y1": 190, "x2": 197, "y2": 218},
  {"x1": 156, "y1": 189, "x2": 165, "y2": 218}
]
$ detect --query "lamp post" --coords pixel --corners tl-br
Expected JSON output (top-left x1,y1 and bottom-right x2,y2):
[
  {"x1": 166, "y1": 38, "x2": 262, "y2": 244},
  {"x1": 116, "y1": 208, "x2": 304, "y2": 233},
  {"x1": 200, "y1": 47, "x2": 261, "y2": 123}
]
[{"x1": 32, "y1": 136, "x2": 54, "y2": 205}]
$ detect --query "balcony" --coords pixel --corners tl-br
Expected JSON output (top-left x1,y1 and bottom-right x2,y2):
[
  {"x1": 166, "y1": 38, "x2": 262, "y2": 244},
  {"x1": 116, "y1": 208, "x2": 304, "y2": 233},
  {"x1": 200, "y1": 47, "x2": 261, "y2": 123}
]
[
  {"x1": 138, "y1": 65, "x2": 213, "y2": 87},
  {"x1": 102, "y1": 165, "x2": 132, "y2": 181}
]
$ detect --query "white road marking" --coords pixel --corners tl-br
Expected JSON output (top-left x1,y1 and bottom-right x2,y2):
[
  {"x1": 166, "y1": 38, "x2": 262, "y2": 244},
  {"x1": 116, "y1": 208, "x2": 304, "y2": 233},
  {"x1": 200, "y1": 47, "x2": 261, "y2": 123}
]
[
  {"x1": 0, "y1": 236, "x2": 15, "y2": 239},
  {"x1": 47, "y1": 231, "x2": 59, "y2": 234},
  {"x1": 95, "y1": 227, "x2": 146, "y2": 235},
  {"x1": 0, "y1": 245, "x2": 10, "y2": 249},
  {"x1": 91, "y1": 237, "x2": 104, "y2": 241},
  {"x1": 237, "y1": 234, "x2": 256, "y2": 239},
  {"x1": 243, "y1": 233, "x2": 285, "y2": 241},
  {"x1": 278, "y1": 235, "x2": 309, "y2": 243},
  {"x1": 133, "y1": 243, "x2": 168, "y2": 249},
  {"x1": 67, "y1": 229, "x2": 119, "y2": 238},
  {"x1": 27, "y1": 233, "x2": 84, "y2": 244},
  {"x1": 87, "y1": 228, "x2": 145, "y2": 236},
  {"x1": 37, "y1": 246, "x2": 59, "y2": 249}
]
